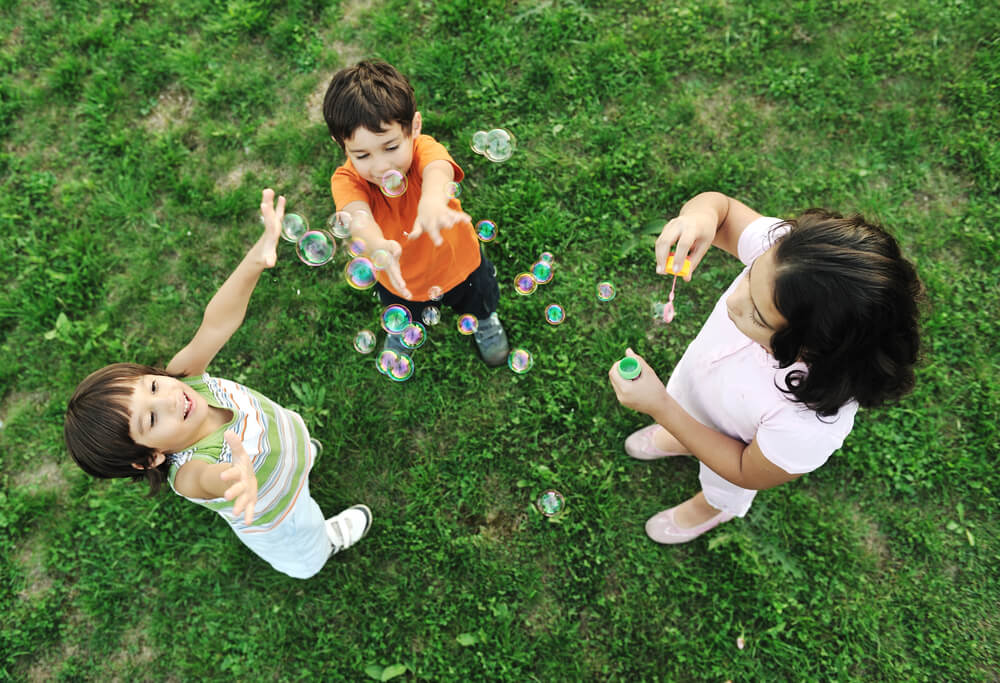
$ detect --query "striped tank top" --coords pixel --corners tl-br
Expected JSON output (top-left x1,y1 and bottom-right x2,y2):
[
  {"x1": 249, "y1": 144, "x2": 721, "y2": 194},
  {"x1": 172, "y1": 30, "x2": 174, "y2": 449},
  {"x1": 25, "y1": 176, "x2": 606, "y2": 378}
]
[{"x1": 166, "y1": 374, "x2": 312, "y2": 534}]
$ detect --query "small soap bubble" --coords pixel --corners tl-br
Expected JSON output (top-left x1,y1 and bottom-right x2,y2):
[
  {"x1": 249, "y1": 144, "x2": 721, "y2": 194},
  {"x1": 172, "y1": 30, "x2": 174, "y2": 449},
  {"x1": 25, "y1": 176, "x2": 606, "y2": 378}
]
[
  {"x1": 514, "y1": 272, "x2": 537, "y2": 296},
  {"x1": 345, "y1": 257, "x2": 377, "y2": 289},
  {"x1": 281, "y1": 213, "x2": 309, "y2": 243},
  {"x1": 596, "y1": 281, "x2": 616, "y2": 301},
  {"x1": 400, "y1": 322, "x2": 426, "y2": 349},
  {"x1": 381, "y1": 304, "x2": 411, "y2": 334},
  {"x1": 457, "y1": 314, "x2": 478, "y2": 335},
  {"x1": 531, "y1": 260, "x2": 553, "y2": 284},
  {"x1": 539, "y1": 251, "x2": 555, "y2": 264},
  {"x1": 387, "y1": 353, "x2": 414, "y2": 382},
  {"x1": 421, "y1": 306, "x2": 441, "y2": 326},
  {"x1": 427, "y1": 285, "x2": 444, "y2": 301},
  {"x1": 536, "y1": 489, "x2": 565, "y2": 516},
  {"x1": 445, "y1": 181, "x2": 462, "y2": 199},
  {"x1": 295, "y1": 230, "x2": 336, "y2": 266},
  {"x1": 475, "y1": 219, "x2": 497, "y2": 242},
  {"x1": 376, "y1": 349, "x2": 397, "y2": 375},
  {"x1": 471, "y1": 130, "x2": 489, "y2": 155},
  {"x1": 507, "y1": 348, "x2": 533, "y2": 374},
  {"x1": 371, "y1": 248, "x2": 392, "y2": 271},
  {"x1": 353, "y1": 329, "x2": 376, "y2": 354},
  {"x1": 326, "y1": 211, "x2": 352, "y2": 239},
  {"x1": 380, "y1": 169, "x2": 407, "y2": 197},
  {"x1": 484, "y1": 128, "x2": 516, "y2": 163},
  {"x1": 347, "y1": 237, "x2": 367, "y2": 256},
  {"x1": 544, "y1": 303, "x2": 565, "y2": 325}
]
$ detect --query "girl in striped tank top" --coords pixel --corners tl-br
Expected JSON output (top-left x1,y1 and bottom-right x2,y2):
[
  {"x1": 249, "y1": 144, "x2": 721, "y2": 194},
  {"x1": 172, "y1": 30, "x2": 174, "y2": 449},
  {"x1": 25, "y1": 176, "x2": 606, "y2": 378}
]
[{"x1": 64, "y1": 189, "x2": 371, "y2": 579}]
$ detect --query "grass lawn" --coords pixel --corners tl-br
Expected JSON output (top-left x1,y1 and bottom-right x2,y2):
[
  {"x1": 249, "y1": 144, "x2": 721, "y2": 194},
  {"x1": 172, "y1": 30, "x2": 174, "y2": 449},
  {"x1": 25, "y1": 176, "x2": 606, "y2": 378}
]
[{"x1": 1, "y1": 0, "x2": 997, "y2": 679}]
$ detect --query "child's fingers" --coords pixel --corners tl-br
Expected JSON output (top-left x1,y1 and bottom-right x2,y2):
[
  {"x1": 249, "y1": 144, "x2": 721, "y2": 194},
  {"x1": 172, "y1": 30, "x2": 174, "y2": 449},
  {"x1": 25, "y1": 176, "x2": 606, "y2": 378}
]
[
  {"x1": 655, "y1": 219, "x2": 681, "y2": 274},
  {"x1": 243, "y1": 500, "x2": 255, "y2": 526}
]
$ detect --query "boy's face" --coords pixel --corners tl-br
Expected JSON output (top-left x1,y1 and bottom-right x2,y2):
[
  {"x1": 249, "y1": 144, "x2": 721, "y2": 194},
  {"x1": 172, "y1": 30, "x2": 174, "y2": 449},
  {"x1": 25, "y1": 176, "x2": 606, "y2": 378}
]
[
  {"x1": 341, "y1": 112, "x2": 422, "y2": 187},
  {"x1": 126, "y1": 374, "x2": 214, "y2": 461}
]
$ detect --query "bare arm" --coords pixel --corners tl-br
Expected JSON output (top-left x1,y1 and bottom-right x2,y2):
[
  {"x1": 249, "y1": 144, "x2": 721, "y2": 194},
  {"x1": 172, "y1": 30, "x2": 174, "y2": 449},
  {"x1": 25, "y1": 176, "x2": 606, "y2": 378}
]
[
  {"x1": 166, "y1": 189, "x2": 284, "y2": 377},
  {"x1": 172, "y1": 432, "x2": 258, "y2": 524},
  {"x1": 654, "y1": 192, "x2": 764, "y2": 280},
  {"x1": 408, "y1": 159, "x2": 471, "y2": 246},
  {"x1": 609, "y1": 349, "x2": 799, "y2": 490},
  {"x1": 342, "y1": 200, "x2": 411, "y2": 298}
]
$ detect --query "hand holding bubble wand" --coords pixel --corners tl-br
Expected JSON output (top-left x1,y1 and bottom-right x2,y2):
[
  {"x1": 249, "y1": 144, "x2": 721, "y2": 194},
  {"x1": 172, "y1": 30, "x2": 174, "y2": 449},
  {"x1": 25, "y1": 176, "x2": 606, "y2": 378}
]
[{"x1": 653, "y1": 213, "x2": 716, "y2": 323}]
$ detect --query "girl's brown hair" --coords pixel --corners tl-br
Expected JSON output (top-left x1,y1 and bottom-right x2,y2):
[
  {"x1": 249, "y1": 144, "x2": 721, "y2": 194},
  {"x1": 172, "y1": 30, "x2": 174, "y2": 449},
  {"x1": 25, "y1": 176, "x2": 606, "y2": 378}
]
[{"x1": 769, "y1": 211, "x2": 924, "y2": 417}]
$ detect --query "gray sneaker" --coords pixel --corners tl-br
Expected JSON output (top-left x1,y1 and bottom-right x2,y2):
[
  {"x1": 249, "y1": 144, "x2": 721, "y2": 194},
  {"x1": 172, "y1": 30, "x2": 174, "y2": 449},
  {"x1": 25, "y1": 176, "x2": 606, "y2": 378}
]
[{"x1": 473, "y1": 312, "x2": 510, "y2": 367}]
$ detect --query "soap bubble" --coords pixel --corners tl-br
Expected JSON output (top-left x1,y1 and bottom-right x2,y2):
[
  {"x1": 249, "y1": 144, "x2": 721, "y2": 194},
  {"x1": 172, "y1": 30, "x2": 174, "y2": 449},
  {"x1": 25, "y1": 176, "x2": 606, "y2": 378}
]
[
  {"x1": 345, "y1": 257, "x2": 377, "y2": 289},
  {"x1": 347, "y1": 237, "x2": 367, "y2": 256},
  {"x1": 514, "y1": 272, "x2": 537, "y2": 296},
  {"x1": 376, "y1": 349, "x2": 397, "y2": 375},
  {"x1": 296, "y1": 230, "x2": 336, "y2": 266},
  {"x1": 421, "y1": 306, "x2": 441, "y2": 326},
  {"x1": 471, "y1": 130, "x2": 489, "y2": 155},
  {"x1": 281, "y1": 213, "x2": 309, "y2": 243},
  {"x1": 484, "y1": 128, "x2": 516, "y2": 163},
  {"x1": 353, "y1": 329, "x2": 376, "y2": 354},
  {"x1": 536, "y1": 489, "x2": 565, "y2": 516},
  {"x1": 326, "y1": 211, "x2": 352, "y2": 239},
  {"x1": 531, "y1": 260, "x2": 553, "y2": 284},
  {"x1": 400, "y1": 322, "x2": 426, "y2": 350},
  {"x1": 457, "y1": 314, "x2": 478, "y2": 335},
  {"x1": 539, "y1": 251, "x2": 554, "y2": 264},
  {"x1": 475, "y1": 219, "x2": 497, "y2": 242},
  {"x1": 445, "y1": 181, "x2": 462, "y2": 199},
  {"x1": 380, "y1": 169, "x2": 407, "y2": 197},
  {"x1": 371, "y1": 248, "x2": 392, "y2": 271},
  {"x1": 596, "y1": 281, "x2": 616, "y2": 301},
  {"x1": 387, "y1": 353, "x2": 414, "y2": 382},
  {"x1": 507, "y1": 348, "x2": 533, "y2": 374},
  {"x1": 427, "y1": 285, "x2": 444, "y2": 301},
  {"x1": 544, "y1": 304, "x2": 565, "y2": 325},
  {"x1": 380, "y1": 304, "x2": 411, "y2": 334}
]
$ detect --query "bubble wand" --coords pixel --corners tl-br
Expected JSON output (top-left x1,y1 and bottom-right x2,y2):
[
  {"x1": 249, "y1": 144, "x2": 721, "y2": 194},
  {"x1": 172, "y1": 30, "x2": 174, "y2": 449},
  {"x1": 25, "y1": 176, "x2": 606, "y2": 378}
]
[{"x1": 656, "y1": 253, "x2": 690, "y2": 324}]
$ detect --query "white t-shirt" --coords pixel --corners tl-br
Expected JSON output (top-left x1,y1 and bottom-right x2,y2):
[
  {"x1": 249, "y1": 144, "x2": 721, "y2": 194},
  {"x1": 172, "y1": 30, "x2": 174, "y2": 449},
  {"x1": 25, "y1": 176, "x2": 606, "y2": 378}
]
[{"x1": 665, "y1": 216, "x2": 857, "y2": 474}]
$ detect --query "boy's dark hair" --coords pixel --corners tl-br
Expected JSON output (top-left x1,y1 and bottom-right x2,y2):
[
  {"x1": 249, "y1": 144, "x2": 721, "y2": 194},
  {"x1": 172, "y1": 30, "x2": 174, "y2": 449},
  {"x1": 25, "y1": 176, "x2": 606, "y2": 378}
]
[
  {"x1": 768, "y1": 211, "x2": 924, "y2": 417},
  {"x1": 322, "y1": 60, "x2": 416, "y2": 146},
  {"x1": 64, "y1": 363, "x2": 177, "y2": 495}
]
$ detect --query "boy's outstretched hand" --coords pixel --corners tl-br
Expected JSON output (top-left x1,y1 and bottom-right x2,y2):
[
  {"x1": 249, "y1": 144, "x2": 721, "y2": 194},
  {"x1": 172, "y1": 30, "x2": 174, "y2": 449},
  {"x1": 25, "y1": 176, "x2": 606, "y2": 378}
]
[
  {"x1": 257, "y1": 188, "x2": 286, "y2": 268},
  {"x1": 220, "y1": 431, "x2": 259, "y2": 525},
  {"x1": 409, "y1": 198, "x2": 471, "y2": 247}
]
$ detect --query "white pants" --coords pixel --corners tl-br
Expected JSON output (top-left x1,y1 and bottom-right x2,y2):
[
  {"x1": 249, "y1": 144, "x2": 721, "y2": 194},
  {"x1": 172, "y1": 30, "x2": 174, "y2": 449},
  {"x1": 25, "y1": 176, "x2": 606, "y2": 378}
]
[{"x1": 699, "y1": 462, "x2": 757, "y2": 517}]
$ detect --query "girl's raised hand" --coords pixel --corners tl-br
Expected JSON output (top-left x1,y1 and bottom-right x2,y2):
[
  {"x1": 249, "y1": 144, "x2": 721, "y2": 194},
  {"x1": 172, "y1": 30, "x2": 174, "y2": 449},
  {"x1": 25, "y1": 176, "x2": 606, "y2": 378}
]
[
  {"x1": 257, "y1": 188, "x2": 286, "y2": 268},
  {"x1": 608, "y1": 348, "x2": 668, "y2": 416},
  {"x1": 220, "y1": 431, "x2": 258, "y2": 525},
  {"x1": 655, "y1": 214, "x2": 714, "y2": 281}
]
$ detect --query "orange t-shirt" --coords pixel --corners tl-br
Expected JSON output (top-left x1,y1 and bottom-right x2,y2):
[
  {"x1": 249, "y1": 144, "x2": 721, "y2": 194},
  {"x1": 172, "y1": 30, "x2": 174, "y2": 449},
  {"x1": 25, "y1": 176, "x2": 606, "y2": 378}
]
[{"x1": 330, "y1": 134, "x2": 481, "y2": 300}]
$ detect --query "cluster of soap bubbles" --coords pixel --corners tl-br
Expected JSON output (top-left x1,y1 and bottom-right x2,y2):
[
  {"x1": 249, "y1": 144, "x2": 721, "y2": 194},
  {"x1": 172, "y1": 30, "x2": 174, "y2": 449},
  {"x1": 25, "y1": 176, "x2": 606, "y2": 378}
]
[
  {"x1": 470, "y1": 129, "x2": 516, "y2": 163},
  {"x1": 280, "y1": 214, "x2": 337, "y2": 267},
  {"x1": 513, "y1": 251, "x2": 556, "y2": 298}
]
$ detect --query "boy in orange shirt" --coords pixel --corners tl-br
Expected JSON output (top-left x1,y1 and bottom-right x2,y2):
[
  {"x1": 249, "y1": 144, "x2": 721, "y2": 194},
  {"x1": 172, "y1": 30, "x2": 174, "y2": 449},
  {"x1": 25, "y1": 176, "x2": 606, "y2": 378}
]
[{"x1": 323, "y1": 60, "x2": 509, "y2": 366}]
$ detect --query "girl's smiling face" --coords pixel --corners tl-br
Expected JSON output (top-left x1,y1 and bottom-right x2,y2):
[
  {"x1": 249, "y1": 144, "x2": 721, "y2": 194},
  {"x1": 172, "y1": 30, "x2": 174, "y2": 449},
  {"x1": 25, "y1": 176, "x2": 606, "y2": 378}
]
[
  {"x1": 726, "y1": 246, "x2": 787, "y2": 351},
  {"x1": 126, "y1": 375, "x2": 214, "y2": 460}
]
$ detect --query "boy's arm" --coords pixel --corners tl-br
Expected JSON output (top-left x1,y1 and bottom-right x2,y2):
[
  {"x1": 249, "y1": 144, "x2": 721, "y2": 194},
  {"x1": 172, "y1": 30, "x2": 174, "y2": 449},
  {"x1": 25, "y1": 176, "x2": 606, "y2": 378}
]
[
  {"x1": 165, "y1": 189, "x2": 284, "y2": 377},
  {"x1": 654, "y1": 192, "x2": 763, "y2": 280},
  {"x1": 408, "y1": 159, "x2": 471, "y2": 247},
  {"x1": 342, "y1": 200, "x2": 411, "y2": 298},
  {"x1": 172, "y1": 432, "x2": 259, "y2": 524}
]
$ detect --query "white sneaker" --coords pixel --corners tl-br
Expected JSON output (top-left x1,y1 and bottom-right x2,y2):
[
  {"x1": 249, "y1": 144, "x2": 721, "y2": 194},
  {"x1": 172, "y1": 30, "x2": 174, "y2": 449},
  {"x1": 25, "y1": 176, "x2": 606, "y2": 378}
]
[{"x1": 325, "y1": 504, "x2": 372, "y2": 554}]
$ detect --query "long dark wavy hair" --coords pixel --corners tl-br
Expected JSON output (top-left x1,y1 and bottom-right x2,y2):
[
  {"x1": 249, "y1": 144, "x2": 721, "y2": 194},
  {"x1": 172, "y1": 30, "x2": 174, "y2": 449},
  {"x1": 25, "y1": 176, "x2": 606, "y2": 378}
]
[
  {"x1": 768, "y1": 210, "x2": 924, "y2": 417},
  {"x1": 64, "y1": 363, "x2": 178, "y2": 495}
]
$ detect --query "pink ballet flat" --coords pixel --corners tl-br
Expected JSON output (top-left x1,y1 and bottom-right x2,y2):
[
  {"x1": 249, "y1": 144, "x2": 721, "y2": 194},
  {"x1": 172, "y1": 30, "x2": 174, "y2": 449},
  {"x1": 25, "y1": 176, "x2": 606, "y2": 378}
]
[
  {"x1": 625, "y1": 424, "x2": 687, "y2": 460},
  {"x1": 644, "y1": 505, "x2": 735, "y2": 544}
]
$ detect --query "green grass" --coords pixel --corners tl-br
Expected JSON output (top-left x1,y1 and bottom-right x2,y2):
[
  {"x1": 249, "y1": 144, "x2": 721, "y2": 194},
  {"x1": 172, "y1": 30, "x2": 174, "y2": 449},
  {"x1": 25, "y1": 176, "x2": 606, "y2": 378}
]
[{"x1": 1, "y1": 0, "x2": 998, "y2": 679}]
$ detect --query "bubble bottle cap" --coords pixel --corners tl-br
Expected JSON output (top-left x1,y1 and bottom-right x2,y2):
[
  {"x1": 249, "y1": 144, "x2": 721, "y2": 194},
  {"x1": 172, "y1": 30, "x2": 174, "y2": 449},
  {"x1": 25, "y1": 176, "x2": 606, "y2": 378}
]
[{"x1": 617, "y1": 356, "x2": 642, "y2": 380}]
